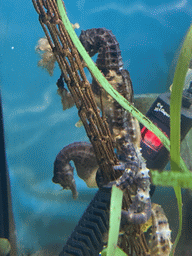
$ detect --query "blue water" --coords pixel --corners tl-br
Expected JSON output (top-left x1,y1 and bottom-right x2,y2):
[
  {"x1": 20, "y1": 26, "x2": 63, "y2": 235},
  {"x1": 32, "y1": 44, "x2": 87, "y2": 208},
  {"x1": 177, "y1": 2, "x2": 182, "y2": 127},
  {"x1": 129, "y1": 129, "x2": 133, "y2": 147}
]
[{"x1": 1, "y1": 0, "x2": 192, "y2": 254}]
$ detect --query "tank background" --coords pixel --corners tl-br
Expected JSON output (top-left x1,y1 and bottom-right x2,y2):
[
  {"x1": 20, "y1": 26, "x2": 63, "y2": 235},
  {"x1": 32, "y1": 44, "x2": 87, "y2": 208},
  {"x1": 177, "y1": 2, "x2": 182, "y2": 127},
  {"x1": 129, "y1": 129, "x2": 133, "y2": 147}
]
[{"x1": 0, "y1": 0, "x2": 192, "y2": 255}]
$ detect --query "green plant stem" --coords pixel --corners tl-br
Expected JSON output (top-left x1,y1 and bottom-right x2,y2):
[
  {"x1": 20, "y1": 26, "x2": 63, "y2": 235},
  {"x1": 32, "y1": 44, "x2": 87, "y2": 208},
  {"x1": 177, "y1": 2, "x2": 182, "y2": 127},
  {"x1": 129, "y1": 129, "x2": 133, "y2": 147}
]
[
  {"x1": 170, "y1": 187, "x2": 183, "y2": 256},
  {"x1": 169, "y1": 25, "x2": 192, "y2": 255},
  {"x1": 101, "y1": 247, "x2": 128, "y2": 256},
  {"x1": 151, "y1": 170, "x2": 192, "y2": 188},
  {"x1": 107, "y1": 186, "x2": 123, "y2": 256},
  {"x1": 170, "y1": 25, "x2": 192, "y2": 172}
]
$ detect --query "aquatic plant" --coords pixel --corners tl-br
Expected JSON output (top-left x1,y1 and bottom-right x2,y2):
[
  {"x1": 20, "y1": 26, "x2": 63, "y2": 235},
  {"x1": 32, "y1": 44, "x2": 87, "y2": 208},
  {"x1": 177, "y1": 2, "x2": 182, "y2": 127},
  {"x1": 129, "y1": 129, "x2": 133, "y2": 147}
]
[
  {"x1": 56, "y1": 1, "x2": 192, "y2": 254},
  {"x1": 35, "y1": 37, "x2": 56, "y2": 76}
]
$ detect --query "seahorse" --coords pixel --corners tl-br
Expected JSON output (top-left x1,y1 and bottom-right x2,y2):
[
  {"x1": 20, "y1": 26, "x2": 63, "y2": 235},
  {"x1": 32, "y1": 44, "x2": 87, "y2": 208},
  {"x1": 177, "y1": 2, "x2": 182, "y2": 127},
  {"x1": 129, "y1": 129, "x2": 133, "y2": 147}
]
[
  {"x1": 79, "y1": 28, "x2": 141, "y2": 149},
  {"x1": 149, "y1": 203, "x2": 172, "y2": 256},
  {"x1": 52, "y1": 142, "x2": 98, "y2": 199}
]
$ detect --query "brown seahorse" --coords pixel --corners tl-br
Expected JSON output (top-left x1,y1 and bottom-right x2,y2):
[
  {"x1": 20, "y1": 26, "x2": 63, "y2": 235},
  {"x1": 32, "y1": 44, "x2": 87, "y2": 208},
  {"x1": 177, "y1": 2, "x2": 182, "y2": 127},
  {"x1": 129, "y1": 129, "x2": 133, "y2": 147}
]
[
  {"x1": 52, "y1": 142, "x2": 98, "y2": 199},
  {"x1": 79, "y1": 28, "x2": 141, "y2": 149}
]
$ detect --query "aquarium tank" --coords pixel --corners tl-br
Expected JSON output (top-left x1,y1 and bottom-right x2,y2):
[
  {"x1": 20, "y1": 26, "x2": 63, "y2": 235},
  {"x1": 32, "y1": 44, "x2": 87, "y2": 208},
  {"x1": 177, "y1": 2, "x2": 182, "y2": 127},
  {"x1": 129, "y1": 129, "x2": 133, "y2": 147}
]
[{"x1": 1, "y1": 0, "x2": 192, "y2": 255}]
